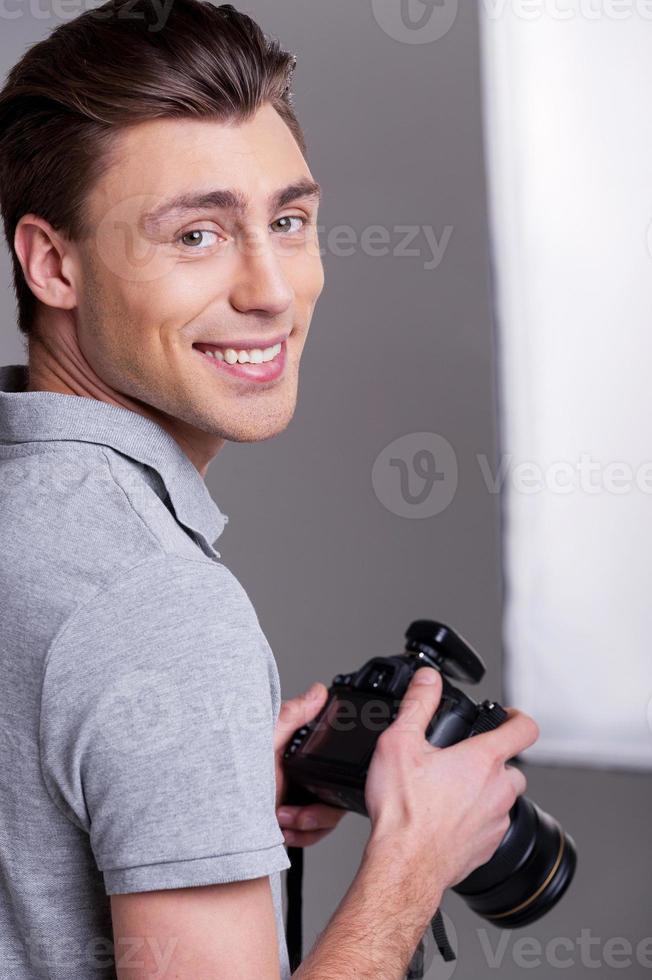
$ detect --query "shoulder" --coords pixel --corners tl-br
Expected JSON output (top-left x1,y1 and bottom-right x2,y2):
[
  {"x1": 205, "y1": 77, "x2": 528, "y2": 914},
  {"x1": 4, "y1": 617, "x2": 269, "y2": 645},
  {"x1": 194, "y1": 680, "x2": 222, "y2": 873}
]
[
  {"x1": 0, "y1": 442, "x2": 217, "y2": 637},
  {"x1": 39, "y1": 554, "x2": 282, "y2": 834},
  {"x1": 44, "y1": 552, "x2": 267, "y2": 680},
  {"x1": 0, "y1": 442, "x2": 168, "y2": 589},
  {"x1": 40, "y1": 553, "x2": 283, "y2": 739}
]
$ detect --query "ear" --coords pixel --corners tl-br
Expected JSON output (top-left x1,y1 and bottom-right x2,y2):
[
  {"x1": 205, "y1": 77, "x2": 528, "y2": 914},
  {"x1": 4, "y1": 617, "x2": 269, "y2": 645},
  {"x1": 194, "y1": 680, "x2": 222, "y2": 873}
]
[{"x1": 14, "y1": 213, "x2": 78, "y2": 313}]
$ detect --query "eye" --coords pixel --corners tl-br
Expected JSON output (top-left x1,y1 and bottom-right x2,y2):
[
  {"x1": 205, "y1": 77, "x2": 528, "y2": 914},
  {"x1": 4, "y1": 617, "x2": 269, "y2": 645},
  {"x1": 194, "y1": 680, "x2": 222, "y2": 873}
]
[
  {"x1": 271, "y1": 215, "x2": 308, "y2": 234},
  {"x1": 177, "y1": 229, "x2": 221, "y2": 249}
]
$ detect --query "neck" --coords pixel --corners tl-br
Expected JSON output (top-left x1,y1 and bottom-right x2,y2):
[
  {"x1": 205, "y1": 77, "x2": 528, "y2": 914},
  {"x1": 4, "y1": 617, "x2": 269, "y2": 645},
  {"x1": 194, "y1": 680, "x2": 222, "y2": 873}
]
[{"x1": 26, "y1": 334, "x2": 224, "y2": 479}]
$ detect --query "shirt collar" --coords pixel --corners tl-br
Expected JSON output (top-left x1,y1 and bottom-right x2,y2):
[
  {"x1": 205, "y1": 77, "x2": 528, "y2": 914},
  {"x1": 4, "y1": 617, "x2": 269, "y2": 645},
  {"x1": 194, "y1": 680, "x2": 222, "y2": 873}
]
[{"x1": 0, "y1": 364, "x2": 229, "y2": 555}]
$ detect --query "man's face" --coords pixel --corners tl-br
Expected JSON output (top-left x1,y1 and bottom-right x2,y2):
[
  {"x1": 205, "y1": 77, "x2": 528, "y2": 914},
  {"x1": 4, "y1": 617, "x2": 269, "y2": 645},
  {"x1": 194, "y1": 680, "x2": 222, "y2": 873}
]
[{"x1": 77, "y1": 103, "x2": 324, "y2": 444}]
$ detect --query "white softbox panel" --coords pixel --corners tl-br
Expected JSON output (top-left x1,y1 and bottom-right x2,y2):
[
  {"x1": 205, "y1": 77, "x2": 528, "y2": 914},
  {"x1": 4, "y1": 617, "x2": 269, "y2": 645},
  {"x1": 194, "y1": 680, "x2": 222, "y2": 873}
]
[{"x1": 479, "y1": 6, "x2": 652, "y2": 769}]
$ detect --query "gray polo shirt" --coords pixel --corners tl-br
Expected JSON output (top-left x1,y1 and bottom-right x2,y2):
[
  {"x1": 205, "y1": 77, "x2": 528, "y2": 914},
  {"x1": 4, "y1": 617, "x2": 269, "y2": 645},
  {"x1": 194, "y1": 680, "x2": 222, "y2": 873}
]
[{"x1": 0, "y1": 364, "x2": 291, "y2": 979}]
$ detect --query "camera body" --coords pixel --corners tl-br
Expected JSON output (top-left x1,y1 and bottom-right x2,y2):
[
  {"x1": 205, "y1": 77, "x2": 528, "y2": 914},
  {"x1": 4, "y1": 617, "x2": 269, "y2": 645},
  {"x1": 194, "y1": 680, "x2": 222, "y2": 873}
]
[
  {"x1": 283, "y1": 620, "x2": 577, "y2": 929},
  {"x1": 284, "y1": 625, "x2": 507, "y2": 815}
]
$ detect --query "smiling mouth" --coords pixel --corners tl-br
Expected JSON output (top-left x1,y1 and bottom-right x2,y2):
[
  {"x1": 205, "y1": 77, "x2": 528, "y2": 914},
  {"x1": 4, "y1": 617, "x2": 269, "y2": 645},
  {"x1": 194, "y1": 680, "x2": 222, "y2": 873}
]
[
  {"x1": 193, "y1": 340, "x2": 283, "y2": 365},
  {"x1": 192, "y1": 338, "x2": 288, "y2": 384}
]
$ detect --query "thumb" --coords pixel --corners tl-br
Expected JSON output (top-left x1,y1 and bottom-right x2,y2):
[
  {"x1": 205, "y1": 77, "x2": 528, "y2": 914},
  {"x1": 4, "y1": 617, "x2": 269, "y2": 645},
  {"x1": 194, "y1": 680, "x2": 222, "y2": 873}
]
[
  {"x1": 276, "y1": 681, "x2": 329, "y2": 740},
  {"x1": 391, "y1": 666, "x2": 443, "y2": 741}
]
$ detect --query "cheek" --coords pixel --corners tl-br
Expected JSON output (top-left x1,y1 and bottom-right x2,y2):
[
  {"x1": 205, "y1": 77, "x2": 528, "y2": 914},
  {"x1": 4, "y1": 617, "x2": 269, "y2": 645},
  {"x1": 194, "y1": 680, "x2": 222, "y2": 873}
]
[
  {"x1": 287, "y1": 249, "x2": 325, "y2": 309},
  {"x1": 111, "y1": 265, "x2": 219, "y2": 347},
  {"x1": 169, "y1": 272, "x2": 227, "y2": 318}
]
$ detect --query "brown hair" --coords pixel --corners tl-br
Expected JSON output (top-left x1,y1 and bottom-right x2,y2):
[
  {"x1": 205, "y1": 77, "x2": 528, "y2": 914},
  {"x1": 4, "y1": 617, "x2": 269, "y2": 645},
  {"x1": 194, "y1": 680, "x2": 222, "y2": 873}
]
[{"x1": 0, "y1": 0, "x2": 306, "y2": 338}]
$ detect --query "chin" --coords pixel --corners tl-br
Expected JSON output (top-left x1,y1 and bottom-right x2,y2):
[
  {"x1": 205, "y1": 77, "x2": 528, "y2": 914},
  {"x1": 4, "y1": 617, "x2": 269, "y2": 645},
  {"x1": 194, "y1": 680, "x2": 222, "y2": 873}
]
[
  {"x1": 221, "y1": 409, "x2": 295, "y2": 443},
  {"x1": 224, "y1": 425, "x2": 288, "y2": 444}
]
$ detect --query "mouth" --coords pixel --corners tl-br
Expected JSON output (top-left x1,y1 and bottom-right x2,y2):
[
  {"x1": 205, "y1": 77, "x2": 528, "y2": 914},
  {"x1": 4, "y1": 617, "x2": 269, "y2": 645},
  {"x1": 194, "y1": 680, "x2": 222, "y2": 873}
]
[{"x1": 192, "y1": 336, "x2": 288, "y2": 383}]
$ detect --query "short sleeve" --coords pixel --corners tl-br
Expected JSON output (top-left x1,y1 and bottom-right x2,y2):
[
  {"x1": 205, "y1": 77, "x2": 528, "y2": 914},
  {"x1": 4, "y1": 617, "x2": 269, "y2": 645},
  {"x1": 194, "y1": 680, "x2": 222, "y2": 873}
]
[{"x1": 39, "y1": 556, "x2": 290, "y2": 894}]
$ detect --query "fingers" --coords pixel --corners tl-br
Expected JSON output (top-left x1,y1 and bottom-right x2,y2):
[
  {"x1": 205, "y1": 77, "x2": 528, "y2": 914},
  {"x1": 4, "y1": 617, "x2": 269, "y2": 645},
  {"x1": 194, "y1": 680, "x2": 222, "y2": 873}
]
[
  {"x1": 282, "y1": 828, "x2": 335, "y2": 847},
  {"x1": 277, "y1": 803, "x2": 346, "y2": 833},
  {"x1": 278, "y1": 803, "x2": 346, "y2": 847},
  {"x1": 504, "y1": 762, "x2": 527, "y2": 799},
  {"x1": 274, "y1": 681, "x2": 329, "y2": 747},
  {"x1": 389, "y1": 667, "x2": 443, "y2": 741},
  {"x1": 473, "y1": 707, "x2": 540, "y2": 763}
]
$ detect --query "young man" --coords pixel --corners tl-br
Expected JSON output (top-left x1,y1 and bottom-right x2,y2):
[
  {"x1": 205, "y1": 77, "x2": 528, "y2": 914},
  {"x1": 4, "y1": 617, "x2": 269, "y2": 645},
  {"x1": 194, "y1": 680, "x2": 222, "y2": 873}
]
[{"x1": 0, "y1": 1, "x2": 539, "y2": 977}]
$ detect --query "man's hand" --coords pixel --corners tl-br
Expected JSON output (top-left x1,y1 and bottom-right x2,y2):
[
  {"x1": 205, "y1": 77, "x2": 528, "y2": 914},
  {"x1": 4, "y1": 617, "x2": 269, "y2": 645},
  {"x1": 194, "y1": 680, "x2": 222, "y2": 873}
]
[
  {"x1": 273, "y1": 681, "x2": 346, "y2": 847},
  {"x1": 364, "y1": 667, "x2": 537, "y2": 894}
]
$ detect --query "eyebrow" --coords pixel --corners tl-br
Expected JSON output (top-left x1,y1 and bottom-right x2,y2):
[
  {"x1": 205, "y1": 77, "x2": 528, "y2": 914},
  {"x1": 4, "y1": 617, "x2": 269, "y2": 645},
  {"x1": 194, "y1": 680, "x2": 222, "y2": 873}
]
[{"x1": 140, "y1": 177, "x2": 322, "y2": 234}]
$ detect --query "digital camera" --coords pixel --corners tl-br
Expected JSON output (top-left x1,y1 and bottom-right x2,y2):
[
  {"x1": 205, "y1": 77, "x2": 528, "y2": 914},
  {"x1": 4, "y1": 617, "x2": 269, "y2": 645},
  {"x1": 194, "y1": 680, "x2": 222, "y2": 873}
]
[{"x1": 283, "y1": 619, "x2": 577, "y2": 927}]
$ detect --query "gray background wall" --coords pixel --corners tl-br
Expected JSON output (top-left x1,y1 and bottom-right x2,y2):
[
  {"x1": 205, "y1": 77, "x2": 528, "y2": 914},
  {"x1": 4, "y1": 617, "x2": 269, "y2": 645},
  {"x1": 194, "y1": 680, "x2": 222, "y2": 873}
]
[{"x1": 1, "y1": 1, "x2": 650, "y2": 976}]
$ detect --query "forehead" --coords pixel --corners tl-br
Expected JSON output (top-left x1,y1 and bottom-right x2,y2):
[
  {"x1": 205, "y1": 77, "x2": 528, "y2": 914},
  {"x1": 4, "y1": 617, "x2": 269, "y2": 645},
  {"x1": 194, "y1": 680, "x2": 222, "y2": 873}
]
[{"x1": 88, "y1": 104, "x2": 311, "y2": 221}]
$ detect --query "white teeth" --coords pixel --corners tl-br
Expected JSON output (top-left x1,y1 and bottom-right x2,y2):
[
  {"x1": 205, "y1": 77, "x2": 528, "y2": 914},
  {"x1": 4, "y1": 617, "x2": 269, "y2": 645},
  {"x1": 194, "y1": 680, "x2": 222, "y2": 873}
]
[{"x1": 203, "y1": 342, "x2": 282, "y2": 365}]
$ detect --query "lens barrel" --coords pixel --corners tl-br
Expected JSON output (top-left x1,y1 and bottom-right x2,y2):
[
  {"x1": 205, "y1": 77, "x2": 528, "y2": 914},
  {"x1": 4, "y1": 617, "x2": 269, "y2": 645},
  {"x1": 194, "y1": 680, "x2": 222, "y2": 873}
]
[{"x1": 452, "y1": 796, "x2": 577, "y2": 927}]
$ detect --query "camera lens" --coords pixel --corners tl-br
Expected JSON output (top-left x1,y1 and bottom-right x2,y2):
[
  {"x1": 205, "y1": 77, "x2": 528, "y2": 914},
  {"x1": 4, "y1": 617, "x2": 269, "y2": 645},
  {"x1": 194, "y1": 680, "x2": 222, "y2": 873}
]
[{"x1": 451, "y1": 796, "x2": 577, "y2": 927}]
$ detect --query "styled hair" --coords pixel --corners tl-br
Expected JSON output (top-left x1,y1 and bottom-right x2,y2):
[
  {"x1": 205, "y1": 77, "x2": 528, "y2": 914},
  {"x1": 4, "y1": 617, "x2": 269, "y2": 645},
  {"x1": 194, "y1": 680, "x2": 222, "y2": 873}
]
[{"x1": 0, "y1": 0, "x2": 306, "y2": 337}]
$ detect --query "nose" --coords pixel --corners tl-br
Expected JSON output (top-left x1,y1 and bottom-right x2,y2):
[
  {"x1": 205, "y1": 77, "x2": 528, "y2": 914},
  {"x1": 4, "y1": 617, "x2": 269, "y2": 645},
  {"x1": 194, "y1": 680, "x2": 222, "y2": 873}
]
[{"x1": 229, "y1": 229, "x2": 294, "y2": 317}]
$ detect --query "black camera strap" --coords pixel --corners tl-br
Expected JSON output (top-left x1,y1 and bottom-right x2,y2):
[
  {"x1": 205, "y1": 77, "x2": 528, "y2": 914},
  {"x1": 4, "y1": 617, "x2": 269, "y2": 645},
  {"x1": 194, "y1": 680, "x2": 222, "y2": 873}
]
[
  {"x1": 431, "y1": 908, "x2": 456, "y2": 962},
  {"x1": 284, "y1": 846, "x2": 456, "y2": 977},
  {"x1": 405, "y1": 909, "x2": 456, "y2": 977},
  {"x1": 285, "y1": 846, "x2": 304, "y2": 973}
]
